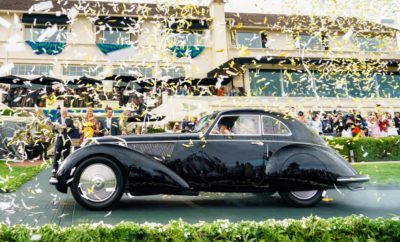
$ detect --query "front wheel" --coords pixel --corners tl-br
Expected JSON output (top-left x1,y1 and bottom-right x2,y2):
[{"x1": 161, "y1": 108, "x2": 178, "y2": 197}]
[
  {"x1": 70, "y1": 156, "x2": 124, "y2": 210},
  {"x1": 279, "y1": 190, "x2": 324, "y2": 207}
]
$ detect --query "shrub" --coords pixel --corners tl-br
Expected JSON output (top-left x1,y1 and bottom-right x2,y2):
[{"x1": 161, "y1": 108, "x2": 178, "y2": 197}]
[
  {"x1": 0, "y1": 108, "x2": 16, "y2": 116},
  {"x1": 0, "y1": 216, "x2": 399, "y2": 242},
  {"x1": 326, "y1": 136, "x2": 400, "y2": 162},
  {"x1": 147, "y1": 127, "x2": 166, "y2": 133}
]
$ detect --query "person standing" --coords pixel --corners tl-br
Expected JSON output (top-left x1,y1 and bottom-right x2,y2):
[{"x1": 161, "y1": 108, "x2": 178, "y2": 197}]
[
  {"x1": 394, "y1": 112, "x2": 400, "y2": 135},
  {"x1": 50, "y1": 108, "x2": 74, "y2": 183},
  {"x1": 79, "y1": 107, "x2": 100, "y2": 143},
  {"x1": 100, "y1": 107, "x2": 120, "y2": 136},
  {"x1": 119, "y1": 109, "x2": 131, "y2": 136},
  {"x1": 310, "y1": 114, "x2": 322, "y2": 134}
]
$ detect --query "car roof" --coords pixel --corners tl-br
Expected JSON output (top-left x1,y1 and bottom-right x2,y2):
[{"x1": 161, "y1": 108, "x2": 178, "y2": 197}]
[
  {"x1": 214, "y1": 109, "x2": 326, "y2": 145},
  {"x1": 217, "y1": 109, "x2": 282, "y2": 117}
]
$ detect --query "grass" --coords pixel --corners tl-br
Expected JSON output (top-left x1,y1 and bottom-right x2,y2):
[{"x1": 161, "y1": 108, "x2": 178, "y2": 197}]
[
  {"x1": 0, "y1": 160, "x2": 50, "y2": 192},
  {"x1": 352, "y1": 162, "x2": 400, "y2": 185}
]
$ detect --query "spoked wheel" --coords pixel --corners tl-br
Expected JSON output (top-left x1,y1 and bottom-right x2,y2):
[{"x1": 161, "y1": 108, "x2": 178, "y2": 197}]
[
  {"x1": 70, "y1": 157, "x2": 124, "y2": 210},
  {"x1": 279, "y1": 189, "x2": 324, "y2": 207}
]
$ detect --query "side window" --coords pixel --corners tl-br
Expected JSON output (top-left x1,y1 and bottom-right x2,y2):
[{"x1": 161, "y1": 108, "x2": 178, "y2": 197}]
[
  {"x1": 211, "y1": 115, "x2": 261, "y2": 136},
  {"x1": 262, "y1": 116, "x2": 291, "y2": 135}
]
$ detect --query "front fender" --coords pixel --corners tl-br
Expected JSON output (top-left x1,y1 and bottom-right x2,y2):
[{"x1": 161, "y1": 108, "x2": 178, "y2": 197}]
[
  {"x1": 56, "y1": 144, "x2": 189, "y2": 194},
  {"x1": 266, "y1": 144, "x2": 359, "y2": 189}
]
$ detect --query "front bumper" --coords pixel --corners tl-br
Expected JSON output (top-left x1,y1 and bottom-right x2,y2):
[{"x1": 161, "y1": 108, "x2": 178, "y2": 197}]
[{"x1": 49, "y1": 168, "x2": 73, "y2": 194}]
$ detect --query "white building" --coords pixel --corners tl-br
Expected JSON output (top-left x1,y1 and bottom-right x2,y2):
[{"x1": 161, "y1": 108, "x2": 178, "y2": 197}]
[{"x1": 1, "y1": 0, "x2": 399, "y2": 117}]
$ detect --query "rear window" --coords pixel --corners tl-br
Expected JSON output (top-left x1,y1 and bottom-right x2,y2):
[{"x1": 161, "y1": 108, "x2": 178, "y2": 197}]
[{"x1": 262, "y1": 116, "x2": 292, "y2": 135}]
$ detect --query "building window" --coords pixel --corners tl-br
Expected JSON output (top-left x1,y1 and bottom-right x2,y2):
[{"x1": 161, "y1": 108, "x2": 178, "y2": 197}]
[
  {"x1": 161, "y1": 67, "x2": 185, "y2": 78},
  {"x1": 296, "y1": 34, "x2": 326, "y2": 50},
  {"x1": 230, "y1": 31, "x2": 237, "y2": 48},
  {"x1": 63, "y1": 65, "x2": 104, "y2": 77},
  {"x1": 114, "y1": 67, "x2": 153, "y2": 78},
  {"x1": 377, "y1": 73, "x2": 400, "y2": 98},
  {"x1": 346, "y1": 74, "x2": 377, "y2": 98},
  {"x1": 313, "y1": 72, "x2": 347, "y2": 97},
  {"x1": 11, "y1": 64, "x2": 53, "y2": 76},
  {"x1": 283, "y1": 71, "x2": 315, "y2": 97},
  {"x1": 249, "y1": 69, "x2": 282, "y2": 96},
  {"x1": 24, "y1": 24, "x2": 67, "y2": 42},
  {"x1": 237, "y1": 32, "x2": 262, "y2": 48},
  {"x1": 354, "y1": 36, "x2": 385, "y2": 51},
  {"x1": 261, "y1": 32, "x2": 268, "y2": 48},
  {"x1": 96, "y1": 26, "x2": 136, "y2": 45},
  {"x1": 170, "y1": 31, "x2": 204, "y2": 46},
  {"x1": 249, "y1": 69, "x2": 384, "y2": 98}
]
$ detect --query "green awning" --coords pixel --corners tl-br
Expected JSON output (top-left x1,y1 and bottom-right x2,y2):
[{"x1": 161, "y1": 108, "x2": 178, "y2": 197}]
[
  {"x1": 25, "y1": 41, "x2": 66, "y2": 55},
  {"x1": 168, "y1": 46, "x2": 205, "y2": 58}
]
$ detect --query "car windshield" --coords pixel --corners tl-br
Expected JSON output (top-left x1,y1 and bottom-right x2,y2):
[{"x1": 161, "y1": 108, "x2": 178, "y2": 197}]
[{"x1": 192, "y1": 113, "x2": 216, "y2": 133}]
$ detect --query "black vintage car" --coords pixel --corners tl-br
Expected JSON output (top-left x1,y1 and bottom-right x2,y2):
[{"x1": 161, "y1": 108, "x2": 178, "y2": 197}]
[{"x1": 52, "y1": 109, "x2": 369, "y2": 210}]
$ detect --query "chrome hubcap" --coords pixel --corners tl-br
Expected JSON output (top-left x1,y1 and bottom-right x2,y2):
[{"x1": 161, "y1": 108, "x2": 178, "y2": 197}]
[
  {"x1": 78, "y1": 164, "x2": 117, "y2": 203},
  {"x1": 290, "y1": 190, "x2": 319, "y2": 200}
]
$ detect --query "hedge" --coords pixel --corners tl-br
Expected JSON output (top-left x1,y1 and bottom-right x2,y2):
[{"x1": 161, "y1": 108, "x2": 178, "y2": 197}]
[
  {"x1": 326, "y1": 136, "x2": 400, "y2": 162},
  {"x1": 1, "y1": 216, "x2": 399, "y2": 242},
  {"x1": 0, "y1": 108, "x2": 16, "y2": 116}
]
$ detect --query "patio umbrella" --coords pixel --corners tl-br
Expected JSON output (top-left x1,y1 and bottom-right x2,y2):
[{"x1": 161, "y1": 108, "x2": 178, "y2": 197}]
[
  {"x1": 30, "y1": 76, "x2": 63, "y2": 86},
  {"x1": 104, "y1": 75, "x2": 137, "y2": 83},
  {"x1": 0, "y1": 75, "x2": 29, "y2": 85},
  {"x1": 70, "y1": 76, "x2": 102, "y2": 86}
]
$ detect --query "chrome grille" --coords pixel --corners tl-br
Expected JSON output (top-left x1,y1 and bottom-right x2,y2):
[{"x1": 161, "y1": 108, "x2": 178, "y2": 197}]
[{"x1": 127, "y1": 143, "x2": 175, "y2": 157}]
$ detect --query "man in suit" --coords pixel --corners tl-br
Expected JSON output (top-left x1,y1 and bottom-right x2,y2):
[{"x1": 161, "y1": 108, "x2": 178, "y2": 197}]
[
  {"x1": 50, "y1": 108, "x2": 74, "y2": 184},
  {"x1": 100, "y1": 107, "x2": 120, "y2": 136}
]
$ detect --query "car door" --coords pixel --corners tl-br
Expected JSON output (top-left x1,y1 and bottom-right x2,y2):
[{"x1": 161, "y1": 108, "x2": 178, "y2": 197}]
[
  {"x1": 201, "y1": 114, "x2": 266, "y2": 188},
  {"x1": 261, "y1": 115, "x2": 294, "y2": 158}
]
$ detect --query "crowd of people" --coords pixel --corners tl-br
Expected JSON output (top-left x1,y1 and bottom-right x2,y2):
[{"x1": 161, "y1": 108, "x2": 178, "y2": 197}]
[
  {"x1": 173, "y1": 85, "x2": 245, "y2": 96},
  {"x1": 288, "y1": 107, "x2": 400, "y2": 138},
  {"x1": 1, "y1": 83, "x2": 245, "y2": 110},
  {"x1": 169, "y1": 107, "x2": 400, "y2": 138}
]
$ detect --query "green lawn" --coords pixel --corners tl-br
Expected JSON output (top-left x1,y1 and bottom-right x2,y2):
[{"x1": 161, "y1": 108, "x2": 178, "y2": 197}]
[
  {"x1": 0, "y1": 160, "x2": 50, "y2": 192},
  {"x1": 352, "y1": 162, "x2": 400, "y2": 185}
]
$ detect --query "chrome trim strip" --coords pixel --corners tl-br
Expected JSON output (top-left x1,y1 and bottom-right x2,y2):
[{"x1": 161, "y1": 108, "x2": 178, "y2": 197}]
[
  {"x1": 98, "y1": 139, "x2": 327, "y2": 148},
  {"x1": 70, "y1": 167, "x2": 76, "y2": 176},
  {"x1": 66, "y1": 178, "x2": 74, "y2": 184},
  {"x1": 337, "y1": 176, "x2": 370, "y2": 182}
]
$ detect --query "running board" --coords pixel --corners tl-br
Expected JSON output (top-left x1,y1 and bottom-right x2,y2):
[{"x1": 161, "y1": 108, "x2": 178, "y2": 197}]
[{"x1": 175, "y1": 191, "x2": 199, "y2": 196}]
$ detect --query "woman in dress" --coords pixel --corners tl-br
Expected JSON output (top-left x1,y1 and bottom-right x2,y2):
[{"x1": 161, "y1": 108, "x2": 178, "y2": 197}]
[
  {"x1": 79, "y1": 107, "x2": 100, "y2": 143},
  {"x1": 119, "y1": 109, "x2": 131, "y2": 136},
  {"x1": 378, "y1": 113, "x2": 389, "y2": 137},
  {"x1": 369, "y1": 113, "x2": 381, "y2": 138}
]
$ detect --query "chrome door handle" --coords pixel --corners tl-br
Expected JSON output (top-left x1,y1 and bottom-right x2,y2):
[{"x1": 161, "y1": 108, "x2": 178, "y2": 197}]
[{"x1": 251, "y1": 141, "x2": 264, "y2": 146}]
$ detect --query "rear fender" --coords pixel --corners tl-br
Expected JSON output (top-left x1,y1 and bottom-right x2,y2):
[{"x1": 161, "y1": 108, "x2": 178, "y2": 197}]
[
  {"x1": 57, "y1": 144, "x2": 189, "y2": 193},
  {"x1": 266, "y1": 144, "x2": 358, "y2": 189}
]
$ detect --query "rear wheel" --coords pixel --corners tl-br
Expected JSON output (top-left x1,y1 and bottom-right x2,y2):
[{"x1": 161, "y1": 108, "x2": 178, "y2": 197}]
[
  {"x1": 279, "y1": 190, "x2": 323, "y2": 207},
  {"x1": 70, "y1": 156, "x2": 124, "y2": 210}
]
